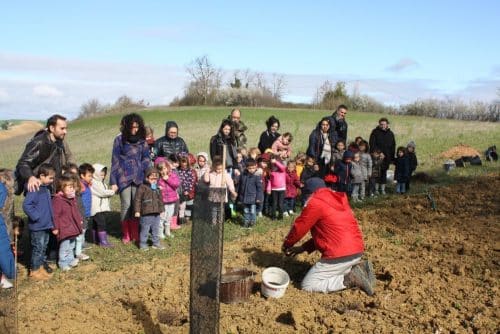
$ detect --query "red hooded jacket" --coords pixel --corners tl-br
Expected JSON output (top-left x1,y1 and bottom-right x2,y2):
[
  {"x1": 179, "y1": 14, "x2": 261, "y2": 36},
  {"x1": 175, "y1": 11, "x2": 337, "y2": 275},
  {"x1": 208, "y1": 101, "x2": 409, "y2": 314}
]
[{"x1": 283, "y1": 188, "x2": 364, "y2": 260}]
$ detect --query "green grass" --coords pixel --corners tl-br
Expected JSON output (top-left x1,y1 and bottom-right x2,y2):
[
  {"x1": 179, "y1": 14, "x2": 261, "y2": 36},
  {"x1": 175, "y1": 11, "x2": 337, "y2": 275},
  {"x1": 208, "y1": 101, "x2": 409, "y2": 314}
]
[{"x1": 2, "y1": 106, "x2": 499, "y2": 273}]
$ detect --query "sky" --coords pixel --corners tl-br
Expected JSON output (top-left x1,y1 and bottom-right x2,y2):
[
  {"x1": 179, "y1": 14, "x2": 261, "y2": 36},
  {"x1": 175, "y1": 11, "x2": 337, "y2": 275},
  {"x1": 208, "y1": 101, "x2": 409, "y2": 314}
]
[{"x1": 0, "y1": 0, "x2": 499, "y2": 119}]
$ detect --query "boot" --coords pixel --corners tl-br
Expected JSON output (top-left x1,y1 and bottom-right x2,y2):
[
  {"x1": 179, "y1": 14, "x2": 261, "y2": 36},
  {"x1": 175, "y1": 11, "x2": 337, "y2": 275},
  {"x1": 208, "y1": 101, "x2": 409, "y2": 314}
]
[
  {"x1": 360, "y1": 260, "x2": 376, "y2": 288},
  {"x1": 98, "y1": 231, "x2": 114, "y2": 247},
  {"x1": 0, "y1": 275, "x2": 14, "y2": 289},
  {"x1": 121, "y1": 220, "x2": 131, "y2": 244},
  {"x1": 128, "y1": 218, "x2": 140, "y2": 242},
  {"x1": 30, "y1": 268, "x2": 49, "y2": 281},
  {"x1": 92, "y1": 229, "x2": 99, "y2": 244},
  {"x1": 158, "y1": 220, "x2": 166, "y2": 239},
  {"x1": 170, "y1": 216, "x2": 181, "y2": 230},
  {"x1": 343, "y1": 264, "x2": 374, "y2": 296},
  {"x1": 164, "y1": 221, "x2": 172, "y2": 238},
  {"x1": 40, "y1": 267, "x2": 53, "y2": 279}
]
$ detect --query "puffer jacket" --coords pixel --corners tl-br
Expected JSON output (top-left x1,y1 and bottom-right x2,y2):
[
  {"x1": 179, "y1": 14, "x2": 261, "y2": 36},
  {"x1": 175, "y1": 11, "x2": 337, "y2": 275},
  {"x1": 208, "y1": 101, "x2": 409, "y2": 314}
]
[
  {"x1": 52, "y1": 193, "x2": 83, "y2": 242},
  {"x1": 266, "y1": 160, "x2": 286, "y2": 192},
  {"x1": 91, "y1": 164, "x2": 115, "y2": 216},
  {"x1": 23, "y1": 185, "x2": 54, "y2": 231},
  {"x1": 350, "y1": 161, "x2": 364, "y2": 184},
  {"x1": 395, "y1": 155, "x2": 411, "y2": 183},
  {"x1": 134, "y1": 183, "x2": 164, "y2": 216},
  {"x1": 158, "y1": 173, "x2": 180, "y2": 204},
  {"x1": 237, "y1": 170, "x2": 263, "y2": 205},
  {"x1": 285, "y1": 169, "x2": 301, "y2": 199},
  {"x1": 154, "y1": 121, "x2": 189, "y2": 158},
  {"x1": 284, "y1": 188, "x2": 364, "y2": 260}
]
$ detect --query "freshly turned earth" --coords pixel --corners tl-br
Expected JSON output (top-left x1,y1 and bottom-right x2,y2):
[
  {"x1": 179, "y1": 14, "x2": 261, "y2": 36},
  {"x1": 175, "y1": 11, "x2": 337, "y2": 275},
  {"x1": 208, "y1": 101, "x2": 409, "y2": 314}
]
[{"x1": 1, "y1": 175, "x2": 498, "y2": 333}]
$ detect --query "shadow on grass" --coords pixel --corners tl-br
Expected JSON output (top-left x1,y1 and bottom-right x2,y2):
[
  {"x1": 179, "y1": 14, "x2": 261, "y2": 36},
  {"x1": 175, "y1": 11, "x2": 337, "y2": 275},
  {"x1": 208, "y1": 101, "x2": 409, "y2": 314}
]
[{"x1": 242, "y1": 247, "x2": 311, "y2": 289}]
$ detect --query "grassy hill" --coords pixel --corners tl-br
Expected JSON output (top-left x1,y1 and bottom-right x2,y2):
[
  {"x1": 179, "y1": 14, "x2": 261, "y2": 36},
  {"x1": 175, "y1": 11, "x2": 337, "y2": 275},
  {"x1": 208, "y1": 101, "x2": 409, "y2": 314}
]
[{"x1": 2, "y1": 106, "x2": 499, "y2": 175}]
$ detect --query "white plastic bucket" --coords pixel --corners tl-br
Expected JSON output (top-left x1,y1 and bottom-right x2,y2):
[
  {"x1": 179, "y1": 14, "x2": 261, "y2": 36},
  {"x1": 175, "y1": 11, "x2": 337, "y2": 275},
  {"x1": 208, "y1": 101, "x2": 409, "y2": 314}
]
[{"x1": 261, "y1": 267, "x2": 290, "y2": 298}]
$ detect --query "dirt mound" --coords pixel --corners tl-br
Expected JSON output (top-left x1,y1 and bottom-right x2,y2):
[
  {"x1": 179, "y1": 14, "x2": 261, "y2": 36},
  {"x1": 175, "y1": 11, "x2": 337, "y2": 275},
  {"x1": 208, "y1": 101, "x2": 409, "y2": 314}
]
[
  {"x1": 3, "y1": 176, "x2": 499, "y2": 333},
  {"x1": 439, "y1": 144, "x2": 481, "y2": 159},
  {"x1": 0, "y1": 121, "x2": 43, "y2": 142}
]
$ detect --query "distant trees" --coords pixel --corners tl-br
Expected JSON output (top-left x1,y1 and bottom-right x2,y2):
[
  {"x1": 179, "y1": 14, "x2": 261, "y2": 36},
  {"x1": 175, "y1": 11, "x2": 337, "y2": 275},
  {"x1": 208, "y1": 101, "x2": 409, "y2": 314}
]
[
  {"x1": 170, "y1": 56, "x2": 286, "y2": 107},
  {"x1": 77, "y1": 95, "x2": 147, "y2": 120}
]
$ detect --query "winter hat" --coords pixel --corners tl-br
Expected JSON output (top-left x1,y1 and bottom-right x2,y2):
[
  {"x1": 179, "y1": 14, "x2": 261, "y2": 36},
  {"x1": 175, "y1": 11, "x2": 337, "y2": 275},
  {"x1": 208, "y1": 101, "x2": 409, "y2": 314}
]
[
  {"x1": 197, "y1": 152, "x2": 209, "y2": 162},
  {"x1": 164, "y1": 121, "x2": 178, "y2": 134},
  {"x1": 407, "y1": 141, "x2": 416, "y2": 149},
  {"x1": 259, "y1": 153, "x2": 272, "y2": 162},
  {"x1": 305, "y1": 177, "x2": 326, "y2": 193},
  {"x1": 343, "y1": 150, "x2": 354, "y2": 160}
]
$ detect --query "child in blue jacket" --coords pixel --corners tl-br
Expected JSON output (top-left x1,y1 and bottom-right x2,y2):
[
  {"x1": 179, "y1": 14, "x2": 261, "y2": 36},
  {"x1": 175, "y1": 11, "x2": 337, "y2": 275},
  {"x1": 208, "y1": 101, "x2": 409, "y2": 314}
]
[
  {"x1": 237, "y1": 159, "x2": 263, "y2": 228},
  {"x1": 23, "y1": 164, "x2": 56, "y2": 280}
]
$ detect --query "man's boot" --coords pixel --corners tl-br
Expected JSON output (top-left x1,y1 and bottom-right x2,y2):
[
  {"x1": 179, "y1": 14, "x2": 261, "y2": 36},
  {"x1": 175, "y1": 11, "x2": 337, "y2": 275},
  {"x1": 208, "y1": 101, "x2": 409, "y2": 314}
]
[
  {"x1": 359, "y1": 260, "x2": 376, "y2": 288},
  {"x1": 343, "y1": 264, "x2": 374, "y2": 296}
]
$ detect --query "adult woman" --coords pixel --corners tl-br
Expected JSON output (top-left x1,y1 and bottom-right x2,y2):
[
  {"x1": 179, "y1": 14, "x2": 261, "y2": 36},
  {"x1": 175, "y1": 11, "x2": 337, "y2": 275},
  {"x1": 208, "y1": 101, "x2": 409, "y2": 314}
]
[
  {"x1": 258, "y1": 116, "x2": 280, "y2": 154},
  {"x1": 306, "y1": 117, "x2": 336, "y2": 177},
  {"x1": 110, "y1": 113, "x2": 150, "y2": 242},
  {"x1": 209, "y1": 119, "x2": 238, "y2": 175}
]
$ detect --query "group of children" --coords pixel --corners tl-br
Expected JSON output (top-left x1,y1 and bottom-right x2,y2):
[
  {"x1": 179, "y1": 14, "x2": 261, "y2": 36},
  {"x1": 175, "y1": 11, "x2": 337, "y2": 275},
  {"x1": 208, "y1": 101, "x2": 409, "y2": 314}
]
[{"x1": 21, "y1": 162, "x2": 115, "y2": 280}]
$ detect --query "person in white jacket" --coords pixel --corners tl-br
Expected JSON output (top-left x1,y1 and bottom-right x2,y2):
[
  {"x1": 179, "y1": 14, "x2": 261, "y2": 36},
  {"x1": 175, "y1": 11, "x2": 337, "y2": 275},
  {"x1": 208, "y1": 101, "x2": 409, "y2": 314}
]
[{"x1": 91, "y1": 164, "x2": 116, "y2": 247}]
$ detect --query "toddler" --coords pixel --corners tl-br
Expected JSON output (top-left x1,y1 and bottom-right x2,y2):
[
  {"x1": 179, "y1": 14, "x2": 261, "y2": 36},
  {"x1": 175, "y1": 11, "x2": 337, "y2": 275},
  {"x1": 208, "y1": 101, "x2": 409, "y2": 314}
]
[
  {"x1": 406, "y1": 141, "x2": 418, "y2": 191},
  {"x1": 177, "y1": 155, "x2": 197, "y2": 225},
  {"x1": 267, "y1": 155, "x2": 286, "y2": 220},
  {"x1": 237, "y1": 159, "x2": 263, "y2": 228},
  {"x1": 358, "y1": 140, "x2": 372, "y2": 200},
  {"x1": 394, "y1": 147, "x2": 410, "y2": 194},
  {"x1": 350, "y1": 152, "x2": 364, "y2": 202},
  {"x1": 334, "y1": 151, "x2": 353, "y2": 193},
  {"x1": 271, "y1": 132, "x2": 293, "y2": 160},
  {"x1": 204, "y1": 157, "x2": 237, "y2": 225},
  {"x1": 369, "y1": 150, "x2": 385, "y2": 196},
  {"x1": 75, "y1": 163, "x2": 94, "y2": 261},
  {"x1": 157, "y1": 161, "x2": 180, "y2": 238},
  {"x1": 90, "y1": 164, "x2": 116, "y2": 247},
  {"x1": 284, "y1": 161, "x2": 301, "y2": 216}
]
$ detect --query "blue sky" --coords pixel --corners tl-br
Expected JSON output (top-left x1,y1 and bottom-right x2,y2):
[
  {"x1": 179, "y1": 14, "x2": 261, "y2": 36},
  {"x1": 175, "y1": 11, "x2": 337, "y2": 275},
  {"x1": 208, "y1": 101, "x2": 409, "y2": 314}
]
[{"x1": 0, "y1": 1, "x2": 499, "y2": 119}]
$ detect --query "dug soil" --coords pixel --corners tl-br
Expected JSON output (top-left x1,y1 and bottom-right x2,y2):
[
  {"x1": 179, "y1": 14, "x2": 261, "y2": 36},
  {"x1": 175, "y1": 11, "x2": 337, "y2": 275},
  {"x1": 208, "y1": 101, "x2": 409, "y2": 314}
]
[{"x1": 2, "y1": 176, "x2": 499, "y2": 333}]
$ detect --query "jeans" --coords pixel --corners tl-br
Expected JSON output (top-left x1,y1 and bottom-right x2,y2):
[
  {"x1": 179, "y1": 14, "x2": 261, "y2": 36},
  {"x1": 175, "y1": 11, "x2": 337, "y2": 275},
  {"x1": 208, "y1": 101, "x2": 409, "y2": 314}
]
[
  {"x1": 139, "y1": 214, "x2": 160, "y2": 249},
  {"x1": 351, "y1": 183, "x2": 361, "y2": 199},
  {"x1": 210, "y1": 203, "x2": 223, "y2": 225},
  {"x1": 0, "y1": 221, "x2": 15, "y2": 279},
  {"x1": 30, "y1": 230, "x2": 50, "y2": 270},
  {"x1": 301, "y1": 256, "x2": 361, "y2": 293},
  {"x1": 396, "y1": 182, "x2": 406, "y2": 194},
  {"x1": 160, "y1": 203, "x2": 176, "y2": 237},
  {"x1": 243, "y1": 204, "x2": 256, "y2": 225},
  {"x1": 59, "y1": 238, "x2": 76, "y2": 269},
  {"x1": 271, "y1": 190, "x2": 285, "y2": 218},
  {"x1": 284, "y1": 197, "x2": 296, "y2": 213},
  {"x1": 74, "y1": 229, "x2": 86, "y2": 256},
  {"x1": 120, "y1": 185, "x2": 138, "y2": 221}
]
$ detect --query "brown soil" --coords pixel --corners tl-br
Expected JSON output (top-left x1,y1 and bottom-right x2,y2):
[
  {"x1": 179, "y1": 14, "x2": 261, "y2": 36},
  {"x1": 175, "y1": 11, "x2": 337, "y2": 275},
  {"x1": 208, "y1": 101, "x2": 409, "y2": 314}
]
[
  {"x1": 0, "y1": 121, "x2": 43, "y2": 142},
  {"x1": 440, "y1": 144, "x2": 481, "y2": 159},
  {"x1": 2, "y1": 176, "x2": 499, "y2": 333}
]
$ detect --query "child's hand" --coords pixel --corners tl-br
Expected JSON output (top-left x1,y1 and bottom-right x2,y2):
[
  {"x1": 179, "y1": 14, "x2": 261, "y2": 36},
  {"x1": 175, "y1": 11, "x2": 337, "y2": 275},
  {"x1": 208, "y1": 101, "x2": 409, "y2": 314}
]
[
  {"x1": 134, "y1": 212, "x2": 140, "y2": 218},
  {"x1": 111, "y1": 185, "x2": 119, "y2": 193},
  {"x1": 270, "y1": 158, "x2": 276, "y2": 164},
  {"x1": 230, "y1": 191, "x2": 237, "y2": 200},
  {"x1": 52, "y1": 229, "x2": 59, "y2": 235}
]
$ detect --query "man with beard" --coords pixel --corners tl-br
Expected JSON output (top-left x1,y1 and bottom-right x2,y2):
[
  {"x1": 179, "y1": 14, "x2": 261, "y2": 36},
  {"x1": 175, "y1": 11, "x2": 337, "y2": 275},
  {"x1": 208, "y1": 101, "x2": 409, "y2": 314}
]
[
  {"x1": 15, "y1": 114, "x2": 73, "y2": 194},
  {"x1": 227, "y1": 108, "x2": 248, "y2": 148},
  {"x1": 328, "y1": 104, "x2": 349, "y2": 145},
  {"x1": 369, "y1": 118, "x2": 396, "y2": 195}
]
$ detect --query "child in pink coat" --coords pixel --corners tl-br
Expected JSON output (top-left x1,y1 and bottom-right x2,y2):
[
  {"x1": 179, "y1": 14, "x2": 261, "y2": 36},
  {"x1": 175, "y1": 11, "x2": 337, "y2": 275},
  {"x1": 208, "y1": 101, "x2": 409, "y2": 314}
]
[
  {"x1": 157, "y1": 161, "x2": 180, "y2": 238},
  {"x1": 266, "y1": 155, "x2": 287, "y2": 220}
]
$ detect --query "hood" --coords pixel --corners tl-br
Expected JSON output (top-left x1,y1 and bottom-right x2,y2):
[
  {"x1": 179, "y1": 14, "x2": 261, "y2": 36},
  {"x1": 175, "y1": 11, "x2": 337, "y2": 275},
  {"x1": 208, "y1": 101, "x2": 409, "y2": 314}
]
[
  {"x1": 92, "y1": 163, "x2": 107, "y2": 181},
  {"x1": 407, "y1": 141, "x2": 416, "y2": 149},
  {"x1": 311, "y1": 187, "x2": 350, "y2": 211},
  {"x1": 164, "y1": 121, "x2": 178, "y2": 136}
]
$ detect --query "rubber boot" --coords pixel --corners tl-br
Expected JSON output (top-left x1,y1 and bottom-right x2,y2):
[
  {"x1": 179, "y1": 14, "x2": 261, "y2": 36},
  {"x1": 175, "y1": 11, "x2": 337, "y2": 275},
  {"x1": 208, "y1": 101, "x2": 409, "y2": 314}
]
[
  {"x1": 121, "y1": 220, "x2": 131, "y2": 244},
  {"x1": 360, "y1": 260, "x2": 376, "y2": 288},
  {"x1": 343, "y1": 264, "x2": 374, "y2": 296},
  {"x1": 128, "y1": 218, "x2": 140, "y2": 243},
  {"x1": 170, "y1": 216, "x2": 181, "y2": 230},
  {"x1": 98, "y1": 231, "x2": 114, "y2": 248}
]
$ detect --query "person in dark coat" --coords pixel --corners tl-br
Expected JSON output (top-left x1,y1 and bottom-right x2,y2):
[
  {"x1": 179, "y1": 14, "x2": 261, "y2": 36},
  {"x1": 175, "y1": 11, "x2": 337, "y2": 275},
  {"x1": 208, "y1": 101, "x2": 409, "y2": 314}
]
[
  {"x1": 258, "y1": 116, "x2": 280, "y2": 154},
  {"x1": 394, "y1": 147, "x2": 410, "y2": 194},
  {"x1": 327, "y1": 104, "x2": 348, "y2": 144},
  {"x1": 406, "y1": 141, "x2": 418, "y2": 191},
  {"x1": 333, "y1": 151, "x2": 353, "y2": 193},
  {"x1": 306, "y1": 117, "x2": 336, "y2": 177},
  {"x1": 237, "y1": 159, "x2": 263, "y2": 228},
  {"x1": 154, "y1": 121, "x2": 189, "y2": 158},
  {"x1": 227, "y1": 108, "x2": 248, "y2": 148},
  {"x1": 368, "y1": 118, "x2": 396, "y2": 194},
  {"x1": 209, "y1": 119, "x2": 239, "y2": 176}
]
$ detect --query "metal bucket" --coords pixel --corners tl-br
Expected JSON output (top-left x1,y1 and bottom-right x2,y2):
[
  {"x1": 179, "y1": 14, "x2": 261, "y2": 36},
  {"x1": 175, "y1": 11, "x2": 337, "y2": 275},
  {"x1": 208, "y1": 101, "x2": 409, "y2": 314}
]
[{"x1": 220, "y1": 268, "x2": 255, "y2": 304}]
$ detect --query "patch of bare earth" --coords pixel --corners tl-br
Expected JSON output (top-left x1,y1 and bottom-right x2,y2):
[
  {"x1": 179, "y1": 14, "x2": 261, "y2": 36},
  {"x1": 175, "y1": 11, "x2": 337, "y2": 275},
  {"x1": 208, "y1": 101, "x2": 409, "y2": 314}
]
[
  {"x1": 0, "y1": 121, "x2": 43, "y2": 142},
  {"x1": 2, "y1": 176, "x2": 499, "y2": 333}
]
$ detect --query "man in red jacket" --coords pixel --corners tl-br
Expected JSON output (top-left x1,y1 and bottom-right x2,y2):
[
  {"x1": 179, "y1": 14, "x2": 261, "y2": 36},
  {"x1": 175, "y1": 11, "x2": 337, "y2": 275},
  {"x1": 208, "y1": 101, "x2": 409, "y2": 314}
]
[{"x1": 282, "y1": 181, "x2": 375, "y2": 295}]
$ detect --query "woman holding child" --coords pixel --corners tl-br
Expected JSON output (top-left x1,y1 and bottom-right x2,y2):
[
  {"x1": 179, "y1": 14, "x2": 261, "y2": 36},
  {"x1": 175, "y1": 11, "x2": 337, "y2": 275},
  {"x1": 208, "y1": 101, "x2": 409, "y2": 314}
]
[{"x1": 306, "y1": 117, "x2": 336, "y2": 177}]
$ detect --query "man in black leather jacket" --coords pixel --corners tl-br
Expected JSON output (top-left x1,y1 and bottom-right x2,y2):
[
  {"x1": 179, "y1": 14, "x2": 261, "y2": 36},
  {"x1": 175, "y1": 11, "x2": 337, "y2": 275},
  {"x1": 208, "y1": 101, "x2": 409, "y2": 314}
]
[
  {"x1": 328, "y1": 104, "x2": 348, "y2": 145},
  {"x1": 154, "y1": 121, "x2": 189, "y2": 159},
  {"x1": 15, "y1": 114, "x2": 73, "y2": 193}
]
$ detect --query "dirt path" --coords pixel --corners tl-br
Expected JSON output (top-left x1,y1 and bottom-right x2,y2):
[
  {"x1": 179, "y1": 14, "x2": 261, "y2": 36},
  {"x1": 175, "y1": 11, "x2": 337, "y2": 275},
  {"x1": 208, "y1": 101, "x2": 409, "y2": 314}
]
[
  {"x1": 1, "y1": 176, "x2": 499, "y2": 333},
  {"x1": 0, "y1": 121, "x2": 43, "y2": 142}
]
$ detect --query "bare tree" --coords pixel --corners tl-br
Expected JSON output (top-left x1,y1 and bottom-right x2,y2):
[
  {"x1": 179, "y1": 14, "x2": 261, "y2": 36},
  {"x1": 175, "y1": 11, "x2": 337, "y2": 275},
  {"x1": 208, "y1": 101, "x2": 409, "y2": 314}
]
[
  {"x1": 78, "y1": 98, "x2": 102, "y2": 119},
  {"x1": 186, "y1": 55, "x2": 222, "y2": 105},
  {"x1": 271, "y1": 73, "x2": 286, "y2": 101}
]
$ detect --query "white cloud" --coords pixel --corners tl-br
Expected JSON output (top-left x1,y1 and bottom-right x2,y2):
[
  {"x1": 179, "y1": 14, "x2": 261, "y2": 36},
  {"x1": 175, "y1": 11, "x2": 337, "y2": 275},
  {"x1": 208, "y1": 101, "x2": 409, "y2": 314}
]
[
  {"x1": 386, "y1": 58, "x2": 419, "y2": 73},
  {"x1": 33, "y1": 85, "x2": 63, "y2": 98},
  {"x1": 0, "y1": 88, "x2": 9, "y2": 103}
]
